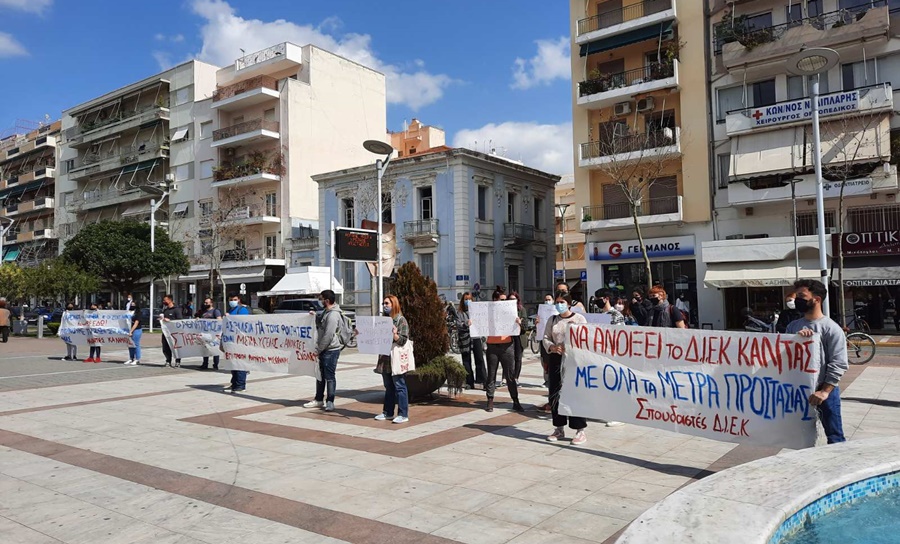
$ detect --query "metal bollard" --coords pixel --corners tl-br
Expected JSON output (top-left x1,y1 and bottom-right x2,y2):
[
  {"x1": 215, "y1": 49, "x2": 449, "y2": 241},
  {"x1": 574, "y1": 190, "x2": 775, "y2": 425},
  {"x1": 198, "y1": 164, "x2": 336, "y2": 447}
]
[{"x1": 38, "y1": 315, "x2": 44, "y2": 339}]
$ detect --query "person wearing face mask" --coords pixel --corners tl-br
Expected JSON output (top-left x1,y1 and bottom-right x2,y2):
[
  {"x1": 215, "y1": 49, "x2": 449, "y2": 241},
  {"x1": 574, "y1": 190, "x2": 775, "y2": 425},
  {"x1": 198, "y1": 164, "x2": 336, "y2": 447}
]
[
  {"x1": 543, "y1": 291, "x2": 589, "y2": 445},
  {"x1": 556, "y1": 283, "x2": 585, "y2": 312},
  {"x1": 617, "y1": 297, "x2": 638, "y2": 326},
  {"x1": 484, "y1": 287, "x2": 524, "y2": 413},
  {"x1": 630, "y1": 290, "x2": 652, "y2": 326},
  {"x1": 225, "y1": 294, "x2": 250, "y2": 393},
  {"x1": 457, "y1": 292, "x2": 486, "y2": 390},
  {"x1": 509, "y1": 291, "x2": 527, "y2": 382},
  {"x1": 122, "y1": 292, "x2": 135, "y2": 312},
  {"x1": 534, "y1": 294, "x2": 555, "y2": 411},
  {"x1": 647, "y1": 287, "x2": 686, "y2": 329},
  {"x1": 785, "y1": 280, "x2": 848, "y2": 444},
  {"x1": 199, "y1": 298, "x2": 223, "y2": 370},
  {"x1": 85, "y1": 303, "x2": 103, "y2": 363},
  {"x1": 596, "y1": 288, "x2": 625, "y2": 325},
  {"x1": 776, "y1": 293, "x2": 802, "y2": 334},
  {"x1": 374, "y1": 296, "x2": 411, "y2": 424}
]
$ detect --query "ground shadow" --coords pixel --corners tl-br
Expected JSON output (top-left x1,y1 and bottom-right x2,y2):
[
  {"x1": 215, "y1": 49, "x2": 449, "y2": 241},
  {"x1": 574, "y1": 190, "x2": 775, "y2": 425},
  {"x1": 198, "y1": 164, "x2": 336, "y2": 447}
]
[{"x1": 843, "y1": 396, "x2": 900, "y2": 408}]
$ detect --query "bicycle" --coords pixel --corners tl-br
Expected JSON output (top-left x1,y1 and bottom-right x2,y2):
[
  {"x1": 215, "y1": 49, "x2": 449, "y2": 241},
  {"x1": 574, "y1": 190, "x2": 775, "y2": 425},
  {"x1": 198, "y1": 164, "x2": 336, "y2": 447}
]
[
  {"x1": 843, "y1": 311, "x2": 871, "y2": 334},
  {"x1": 526, "y1": 315, "x2": 540, "y2": 354},
  {"x1": 846, "y1": 330, "x2": 876, "y2": 365}
]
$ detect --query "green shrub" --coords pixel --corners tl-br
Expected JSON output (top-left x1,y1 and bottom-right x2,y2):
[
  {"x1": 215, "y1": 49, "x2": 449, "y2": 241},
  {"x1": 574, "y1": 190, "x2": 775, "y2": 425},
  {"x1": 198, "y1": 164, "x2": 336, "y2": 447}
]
[
  {"x1": 413, "y1": 355, "x2": 467, "y2": 396},
  {"x1": 46, "y1": 323, "x2": 60, "y2": 335}
]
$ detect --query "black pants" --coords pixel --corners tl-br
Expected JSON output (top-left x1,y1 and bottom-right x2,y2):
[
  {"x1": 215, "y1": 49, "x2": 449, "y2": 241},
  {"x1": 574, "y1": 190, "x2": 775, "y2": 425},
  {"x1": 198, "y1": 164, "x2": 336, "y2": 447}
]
[
  {"x1": 201, "y1": 356, "x2": 220, "y2": 369},
  {"x1": 161, "y1": 336, "x2": 181, "y2": 364},
  {"x1": 461, "y1": 338, "x2": 486, "y2": 388},
  {"x1": 485, "y1": 342, "x2": 518, "y2": 401},
  {"x1": 0, "y1": 325, "x2": 8, "y2": 343},
  {"x1": 548, "y1": 353, "x2": 586, "y2": 430},
  {"x1": 510, "y1": 336, "x2": 523, "y2": 381}
]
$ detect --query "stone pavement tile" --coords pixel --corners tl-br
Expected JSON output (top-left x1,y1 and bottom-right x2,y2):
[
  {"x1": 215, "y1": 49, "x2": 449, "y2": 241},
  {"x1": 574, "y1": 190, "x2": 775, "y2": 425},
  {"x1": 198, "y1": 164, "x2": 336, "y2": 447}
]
[
  {"x1": 351, "y1": 472, "x2": 451, "y2": 502},
  {"x1": 536, "y1": 510, "x2": 628, "y2": 543},
  {"x1": 512, "y1": 481, "x2": 594, "y2": 508},
  {"x1": 413, "y1": 463, "x2": 489, "y2": 487},
  {"x1": 326, "y1": 489, "x2": 414, "y2": 519},
  {"x1": 554, "y1": 472, "x2": 618, "y2": 494},
  {"x1": 458, "y1": 471, "x2": 544, "y2": 496},
  {"x1": 568, "y1": 493, "x2": 657, "y2": 521},
  {"x1": 422, "y1": 486, "x2": 506, "y2": 514},
  {"x1": 494, "y1": 461, "x2": 571, "y2": 482},
  {"x1": 478, "y1": 496, "x2": 563, "y2": 527},
  {"x1": 600, "y1": 478, "x2": 678, "y2": 503},
  {"x1": 432, "y1": 513, "x2": 530, "y2": 544},
  {"x1": 619, "y1": 468, "x2": 697, "y2": 489},
  {"x1": 507, "y1": 528, "x2": 596, "y2": 544},
  {"x1": 376, "y1": 503, "x2": 468, "y2": 534}
]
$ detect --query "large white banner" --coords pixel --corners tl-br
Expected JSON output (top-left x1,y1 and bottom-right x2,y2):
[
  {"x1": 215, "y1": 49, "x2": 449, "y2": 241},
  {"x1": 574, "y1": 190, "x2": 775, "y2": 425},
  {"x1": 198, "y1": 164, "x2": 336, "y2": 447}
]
[
  {"x1": 355, "y1": 316, "x2": 394, "y2": 355},
  {"x1": 220, "y1": 313, "x2": 318, "y2": 375},
  {"x1": 469, "y1": 300, "x2": 520, "y2": 337},
  {"x1": 161, "y1": 319, "x2": 222, "y2": 359},
  {"x1": 59, "y1": 310, "x2": 134, "y2": 348},
  {"x1": 559, "y1": 324, "x2": 821, "y2": 449}
]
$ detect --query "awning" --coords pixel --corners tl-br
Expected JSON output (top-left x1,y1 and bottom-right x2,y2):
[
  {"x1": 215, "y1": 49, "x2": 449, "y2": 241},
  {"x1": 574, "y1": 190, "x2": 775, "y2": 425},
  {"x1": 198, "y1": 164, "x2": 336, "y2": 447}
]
[
  {"x1": 121, "y1": 202, "x2": 151, "y2": 217},
  {"x1": 704, "y1": 259, "x2": 821, "y2": 289},
  {"x1": 580, "y1": 22, "x2": 673, "y2": 57},
  {"x1": 220, "y1": 266, "x2": 267, "y2": 284},
  {"x1": 172, "y1": 202, "x2": 189, "y2": 217},
  {"x1": 171, "y1": 128, "x2": 189, "y2": 142},
  {"x1": 730, "y1": 127, "x2": 805, "y2": 180},
  {"x1": 179, "y1": 272, "x2": 210, "y2": 282},
  {"x1": 839, "y1": 258, "x2": 900, "y2": 286},
  {"x1": 257, "y1": 266, "x2": 343, "y2": 296},
  {"x1": 3, "y1": 247, "x2": 19, "y2": 262}
]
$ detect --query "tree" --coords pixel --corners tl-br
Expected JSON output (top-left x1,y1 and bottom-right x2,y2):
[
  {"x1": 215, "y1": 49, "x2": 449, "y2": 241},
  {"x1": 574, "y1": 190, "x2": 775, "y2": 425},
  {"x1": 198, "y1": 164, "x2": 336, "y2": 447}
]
[
  {"x1": 0, "y1": 263, "x2": 24, "y2": 300},
  {"x1": 589, "y1": 103, "x2": 683, "y2": 289},
  {"x1": 22, "y1": 259, "x2": 100, "y2": 302},
  {"x1": 391, "y1": 261, "x2": 449, "y2": 363},
  {"x1": 62, "y1": 219, "x2": 189, "y2": 295}
]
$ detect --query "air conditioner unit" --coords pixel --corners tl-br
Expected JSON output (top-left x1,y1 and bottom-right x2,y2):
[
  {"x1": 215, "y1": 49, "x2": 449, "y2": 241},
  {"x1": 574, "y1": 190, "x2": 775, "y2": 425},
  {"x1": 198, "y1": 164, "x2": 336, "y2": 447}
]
[
  {"x1": 725, "y1": 234, "x2": 745, "y2": 240},
  {"x1": 636, "y1": 97, "x2": 655, "y2": 112},
  {"x1": 614, "y1": 102, "x2": 632, "y2": 116},
  {"x1": 661, "y1": 28, "x2": 675, "y2": 41},
  {"x1": 823, "y1": 227, "x2": 839, "y2": 234},
  {"x1": 745, "y1": 234, "x2": 770, "y2": 239}
]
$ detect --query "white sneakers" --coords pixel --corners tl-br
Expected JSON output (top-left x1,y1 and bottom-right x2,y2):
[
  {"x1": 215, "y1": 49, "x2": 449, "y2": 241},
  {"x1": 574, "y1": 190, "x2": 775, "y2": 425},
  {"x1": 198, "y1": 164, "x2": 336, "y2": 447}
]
[
  {"x1": 571, "y1": 430, "x2": 587, "y2": 445},
  {"x1": 303, "y1": 400, "x2": 324, "y2": 409},
  {"x1": 605, "y1": 421, "x2": 625, "y2": 427},
  {"x1": 374, "y1": 413, "x2": 387, "y2": 421},
  {"x1": 325, "y1": 401, "x2": 335, "y2": 412},
  {"x1": 547, "y1": 427, "x2": 586, "y2": 445},
  {"x1": 375, "y1": 413, "x2": 409, "y2": 424},
  {"x1": 123, "y1": 360, "x2": 138, "y2": 366},
  {"x1": 392, "y1": 416, "x2": 409, "y2": 424}
]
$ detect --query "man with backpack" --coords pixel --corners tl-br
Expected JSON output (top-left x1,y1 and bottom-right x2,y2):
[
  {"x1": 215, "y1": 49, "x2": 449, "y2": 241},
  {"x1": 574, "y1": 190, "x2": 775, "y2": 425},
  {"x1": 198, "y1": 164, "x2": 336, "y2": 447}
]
[
  {"x1": 304, "y1": 289, "x2": 348, "y2": 412},
  {"x1": 647, "y1": 286, "x2": 687, "y2": 329}
]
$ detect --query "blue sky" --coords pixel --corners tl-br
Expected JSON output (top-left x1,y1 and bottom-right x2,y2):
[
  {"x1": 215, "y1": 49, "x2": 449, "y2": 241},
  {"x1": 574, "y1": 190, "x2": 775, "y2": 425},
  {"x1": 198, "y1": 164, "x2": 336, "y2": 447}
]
[{"x1": 0, "y1": 0, "x2": 574, "y2": 174}]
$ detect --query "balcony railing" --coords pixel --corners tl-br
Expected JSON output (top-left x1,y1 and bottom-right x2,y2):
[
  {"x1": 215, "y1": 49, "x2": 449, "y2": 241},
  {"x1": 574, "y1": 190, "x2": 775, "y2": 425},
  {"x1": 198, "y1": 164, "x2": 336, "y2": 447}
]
[
  {"x1": 70, "y1": 103, "x2": 169, "y2": 139},
  {"x1": 403, "y1": 219, "x2": 440, "y2": 238},
  {"x1": 235, "y1": 43, "x2": 286, "y2": 70},
  {"x1": 213, "y1": 119, "x2": 280, "y2": 142},
  {"x1": 503, "y1": 223, "x2": 535, "y2": 242},
  {"x1": 579, "y1": 62, "x2": 674, "y2": 97},
  {"x1": 222, "y1": 247, "x2": 265, "y2": 262},
  {"x1": 581, "y1": 128, "x2": 677, "y2": 160},
  {"x1": 582, "y1": 196, "x2": 679, "y2": 222},
  {"x1": 578, "y1": 0, "x2": 672, "y2": 36},
  {"x1": 213, "y1": 75, "x2": 279, "y2": 102},
  {"x1": 714, "y1": 1, "x2": 887, "y2": 54}
]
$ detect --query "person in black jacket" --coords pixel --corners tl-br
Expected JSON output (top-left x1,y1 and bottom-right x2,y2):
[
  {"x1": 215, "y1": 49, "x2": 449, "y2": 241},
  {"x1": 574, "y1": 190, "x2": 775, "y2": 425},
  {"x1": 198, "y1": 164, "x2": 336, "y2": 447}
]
[
  {"x1": 630, "y1": 289, "x2": 652, "y2": 326},
  {"x1": 776, "y1": 293, "x2": 802, "y2": 334},
  {"x1": 160, "y1": 294, "x2": 183, "y2": 367}
]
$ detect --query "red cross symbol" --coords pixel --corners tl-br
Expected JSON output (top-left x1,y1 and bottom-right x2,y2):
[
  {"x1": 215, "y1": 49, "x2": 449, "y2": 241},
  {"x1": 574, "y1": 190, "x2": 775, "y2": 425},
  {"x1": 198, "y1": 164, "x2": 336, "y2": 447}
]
[{"x1": 752, "y1": 110, "x2": 763, "y2": 121}]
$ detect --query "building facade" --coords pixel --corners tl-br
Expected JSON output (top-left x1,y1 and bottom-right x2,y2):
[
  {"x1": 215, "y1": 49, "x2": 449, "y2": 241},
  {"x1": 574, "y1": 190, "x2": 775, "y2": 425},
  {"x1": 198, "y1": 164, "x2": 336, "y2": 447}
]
[
  {"x1": 314, "y1": 143, "x2": 560, "y2": 316},
  {"x1": 0, "y1": 120, "x2": 61, "y2": 266},
  {"x1": 704, "y1": 0, "x2": 900, "y2": 329},
  {"x1": 554, "y1": 175, "x2": 588, "y2": 297},
  {"x1": 570, "y1": 0, "x2": 719, "y2": 327}
]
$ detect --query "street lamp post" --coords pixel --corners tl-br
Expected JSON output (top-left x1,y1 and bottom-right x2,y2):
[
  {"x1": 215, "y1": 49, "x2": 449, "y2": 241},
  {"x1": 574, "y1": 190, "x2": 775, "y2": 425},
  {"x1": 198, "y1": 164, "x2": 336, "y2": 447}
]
[
  {"x1": 555, "y1": 203, "x2": 570, "y2": 284},
  {"x1": 362, "y1": 140, "x2": 396, "y2": 311},
  {"x1": 141, "y1": 175, "x2": 174, "y2": 332},
  {"x1": 787, "y1": 47, "x2": 840, "y2": 313}
]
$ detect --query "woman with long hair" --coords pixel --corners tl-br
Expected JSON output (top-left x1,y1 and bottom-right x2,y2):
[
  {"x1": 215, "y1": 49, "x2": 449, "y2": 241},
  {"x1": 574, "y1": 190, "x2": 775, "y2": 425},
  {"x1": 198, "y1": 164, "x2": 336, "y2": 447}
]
[
  {"x1": 375, "y1": 295, "x2": 411, "y2": 424},
  {"x1": 457, "y1": 292, "x2": 486, "y2": 389},
  {"x1": 484, "y1": 286, "x2": 523, "y2": 413},
  {"x1": 508, "y1": 290, "x2": 527, "y2": 382},
  {"x1": 125, "y1": 302, "x2": 142, "y2": 365},
  {"x1": 617, "y1": 296, "x2": 638, "y2": 326}
]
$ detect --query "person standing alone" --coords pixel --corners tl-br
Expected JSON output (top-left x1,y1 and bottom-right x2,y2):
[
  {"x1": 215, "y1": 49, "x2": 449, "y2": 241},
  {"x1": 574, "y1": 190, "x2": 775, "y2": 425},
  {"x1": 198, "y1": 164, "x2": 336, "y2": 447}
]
[
  {"x1": 0, "y1": 298, "x2": 10, "y2": 343},
  {"x1": 160, "y1": 295, "x2": 183, "y2": 367},
  {"x1": 374, "y1": 295, "x2": 410, "y2": 424},
  {"x1": 305, "y1": 290, "x2": 344, "y2": 412},
  {"x1": 226, "y1": 295, "x2": 250, "y2": 393}
]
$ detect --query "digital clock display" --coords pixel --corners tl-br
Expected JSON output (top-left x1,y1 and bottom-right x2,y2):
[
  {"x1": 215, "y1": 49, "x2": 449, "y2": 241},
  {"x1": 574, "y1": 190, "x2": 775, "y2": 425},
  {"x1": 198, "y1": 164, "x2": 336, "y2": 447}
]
[{"x1": 335, "y1": 228, "x2": 378, "y2": 262}]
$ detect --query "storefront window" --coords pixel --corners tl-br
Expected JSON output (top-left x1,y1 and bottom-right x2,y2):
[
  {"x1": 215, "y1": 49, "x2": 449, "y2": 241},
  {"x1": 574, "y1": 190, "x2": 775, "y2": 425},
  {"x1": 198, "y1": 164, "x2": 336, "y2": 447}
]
[{"x1": 602, "y1": 260, "x2": 697, "y2": 325}]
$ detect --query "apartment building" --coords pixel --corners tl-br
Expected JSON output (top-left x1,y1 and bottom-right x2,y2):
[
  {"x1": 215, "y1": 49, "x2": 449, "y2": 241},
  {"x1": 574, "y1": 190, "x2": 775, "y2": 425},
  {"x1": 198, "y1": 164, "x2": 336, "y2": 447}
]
[
  {"x1": 0, "y1": 120, "x2": 61, "y2": 266},
  {"x1": 312, "y1": 123, "x2": 559, "y2": 316},
  {"x1": 570, "y1": 0, "x2": 717, "y2": 327},
  {"x1": 554, "y1": 175, "x2": 588, "y2": 295},
  {"x1": 704, "y1": 0, "x2": 900, "y2": 329},
  {"x1": 179, "y1": 43, "x2": 385, "y2": 307}
]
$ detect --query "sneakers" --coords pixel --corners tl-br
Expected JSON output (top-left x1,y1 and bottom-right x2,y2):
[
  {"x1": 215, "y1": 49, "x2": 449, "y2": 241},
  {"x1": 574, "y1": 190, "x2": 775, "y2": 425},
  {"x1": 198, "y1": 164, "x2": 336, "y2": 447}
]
[
  {"x1": 605, "y1": 421, "x2": 625, "y2": 427},
  {"x1": 230, "y1": 388, "x2": 245, "y2": 394},
  {"x1": 94, "y1": 358, "x2": 102, "y2": 363},
  {"x1": 374, "y1": 413, "x2": 389, "y2": 421},
  {"x1": 512, "y1": 402, "x2": 525, "y2": 413},
  {"x1": 303, "y1": 400, "x2": 324, "y2": 409},
  {"x1": 325, "y1": 401, "x2": 335, "y2": 412},
  {"x1": 124, "y1": 359, "x2": 133, "y2": 365},
  {"x1": 392, "y1": 416, "x2": 409, "y2": 424},
  {"x1": 547, "y1": 427, "x2": 565, "y2": 442},
  {"x1": 571, "y1": 430, "x2": 587, "y2": 446},
  {"x1": 84, "y1": 358, "x2": 94, "y2": 363}
]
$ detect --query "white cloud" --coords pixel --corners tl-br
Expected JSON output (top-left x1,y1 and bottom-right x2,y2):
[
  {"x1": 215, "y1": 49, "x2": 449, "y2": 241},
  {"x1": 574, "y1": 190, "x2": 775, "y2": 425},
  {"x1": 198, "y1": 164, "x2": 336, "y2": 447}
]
[
  {"x1": 452, "y1": 121, "x2": 574, "y2": 176},
  {"x1": 0, "y1": 0, "x2": 52, "y2": 14},
  {"x1": 511, "y1": 37, "x2": 571, "y2": 90},
  {"x1": 155, "y1": 33, "x2": 184, "y2": 43},
  {"x1": 188, "y1": 0, "x2": 455, "y2": 110},
  {"x1": 154, "y1": 33, "x2": 166, "y2": 41},
  {"x1": 0, "y1": 32, "x2": 27, "y2": 57},
  {"x1": 152, "y1": 51, "x2": 174, "y2": 70}
]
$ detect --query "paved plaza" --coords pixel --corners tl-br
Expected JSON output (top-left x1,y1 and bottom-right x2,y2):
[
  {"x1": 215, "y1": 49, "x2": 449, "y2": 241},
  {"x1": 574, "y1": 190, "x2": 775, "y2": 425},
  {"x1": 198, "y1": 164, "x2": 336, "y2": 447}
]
[{"x1": 1, "y1": 337, "x2": 899, "y2": 544}]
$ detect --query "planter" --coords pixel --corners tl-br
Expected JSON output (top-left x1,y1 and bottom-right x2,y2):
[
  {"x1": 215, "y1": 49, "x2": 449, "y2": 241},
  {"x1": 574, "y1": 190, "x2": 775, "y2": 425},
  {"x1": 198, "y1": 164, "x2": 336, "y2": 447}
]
[{"x1": 406, "y1": 372, "x2": 444, "y2": 401}]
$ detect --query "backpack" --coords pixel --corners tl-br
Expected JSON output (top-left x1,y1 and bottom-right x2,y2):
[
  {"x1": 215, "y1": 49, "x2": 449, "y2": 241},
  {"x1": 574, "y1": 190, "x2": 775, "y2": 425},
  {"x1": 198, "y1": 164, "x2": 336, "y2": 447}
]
[
  {"x1": 336, "y1": 311, "x2": 353, "y2": 348},
  {"x1": 669, "y1": 305, "x2": 689, "y2": 328}
]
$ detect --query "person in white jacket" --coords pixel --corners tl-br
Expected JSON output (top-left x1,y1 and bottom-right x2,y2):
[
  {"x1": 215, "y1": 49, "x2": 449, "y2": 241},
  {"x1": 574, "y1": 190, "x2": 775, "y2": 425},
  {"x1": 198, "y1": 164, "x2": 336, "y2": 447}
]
[{"x1": 542, "y1": 291, "x2": 588, "y2": 445}]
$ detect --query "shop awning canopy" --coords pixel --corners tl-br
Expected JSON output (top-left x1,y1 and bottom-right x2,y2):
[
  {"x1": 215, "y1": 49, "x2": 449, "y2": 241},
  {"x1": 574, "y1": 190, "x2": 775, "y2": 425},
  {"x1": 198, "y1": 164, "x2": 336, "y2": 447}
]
[
  {"x1": 579, "y1": 22, "x2": 673, "y2": 57},
  {"x1": 220, "y1": 266, "x2": 267, "y2": 284},
  {"x1": 704, "y1": 259, "x2": 821, "y2": 289},
  {"x1": 257, "y1": 267, "x2": 343, "y2": 296},
  {"x1": 839, "y1": 259, "x2": 900, "y2": 286}
]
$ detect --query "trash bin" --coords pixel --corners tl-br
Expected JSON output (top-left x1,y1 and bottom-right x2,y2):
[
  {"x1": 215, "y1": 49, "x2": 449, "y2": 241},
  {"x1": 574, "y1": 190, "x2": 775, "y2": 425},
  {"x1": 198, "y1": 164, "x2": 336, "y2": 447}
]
[{"x1": 13, "y1": 320, "x2": 28, "y2": 336}]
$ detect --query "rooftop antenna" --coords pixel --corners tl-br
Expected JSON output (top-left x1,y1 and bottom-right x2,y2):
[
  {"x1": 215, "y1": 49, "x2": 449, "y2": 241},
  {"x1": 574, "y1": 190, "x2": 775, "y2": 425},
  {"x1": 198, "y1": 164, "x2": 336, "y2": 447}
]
[{"x1": 239, "y1": 48, "x2": 246, "y2": 55}]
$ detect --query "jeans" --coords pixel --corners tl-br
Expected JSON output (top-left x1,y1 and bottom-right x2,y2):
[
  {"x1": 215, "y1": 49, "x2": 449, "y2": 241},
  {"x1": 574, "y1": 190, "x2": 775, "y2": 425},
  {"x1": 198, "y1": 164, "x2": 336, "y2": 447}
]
[
  {"x1": 315, "y1": 349, "x2": 340, "y2": 402},
  {"x1": 161, "y1": 335, "x2": 181, "y2": 364},
  {"x1": 0, "y1": 325, "x2": 8, "y2": 342},
  {"x1": 202, "y1": 356, "x2": 220, "y2": 369},
  {"x1": 128, "y1": 329, "x2": 142, "y2": 361},
  {"x1": 382, "y1": 373, "x2": 409, "y2": 418},
  {"x1": 818, "y1": 386, "x2": 846, "y2": 444},
  {"x1": 511, "y1": 336, "x2": 524, "y2": 381},
  {"x1": 485, "y1": 342, "x2": 519, "y2": 401},
  {"x1": 461, "y1": 338, "x2": 486, "y2": 388},
  {"x1": 231, "y1": 370, "x2": 248, "y2": 390},
  {"x1": 548, "y1": 353, "x2": 586, "y2": 430},
  {"x1": 89, "y1": 346, "x2": 101, "y2": 359},
  {"x1": 66, "y1": 343, "x2": 77, "y2": 359}
]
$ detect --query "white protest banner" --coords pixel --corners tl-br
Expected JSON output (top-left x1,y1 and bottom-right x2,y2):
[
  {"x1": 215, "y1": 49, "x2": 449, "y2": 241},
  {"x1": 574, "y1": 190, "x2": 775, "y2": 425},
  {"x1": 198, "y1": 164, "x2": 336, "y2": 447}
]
[
  {"x1": 584, "y1": 313, "x2": 612, "y2": 325},
  {"x1": 537, "y1": 304, "x2": 558, "y2": 330},
  {"x1": 59, "y1": 310, "x2": 134, "y2": 348},
  {"x1": 469, "y1": 300, "x2": 519, "y2": 337},
  {"x1": 161, "y1": 319, "x2": 222, "y2": 359},
  {"x1": 355, "y1": 316, "x2": 394, "y2": 355},
  {"x1": 220, "y1": 313, "x2": 318, "y2": 375},
  {"x1": 559, "y1": 325, "x2": 821, "y2": 449}
]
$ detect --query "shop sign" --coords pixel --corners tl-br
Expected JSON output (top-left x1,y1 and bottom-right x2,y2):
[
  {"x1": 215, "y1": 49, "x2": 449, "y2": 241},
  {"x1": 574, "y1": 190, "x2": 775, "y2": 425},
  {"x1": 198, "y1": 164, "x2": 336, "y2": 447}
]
[
  {"x1": 747, "y1": 90, "x2": 859, "y2": 129},
  {"x1": 588, "y1": 236, "x2": 694, "y2": 262},
  {"x1": 822, "y1": 178, "x2": 871, "y2": 199},
  {"x1": 834, "y1": 231, "x2": 900, "y2": 257},
  {"x1": 842, "y1": 279, "x2": 900, "y2": 287}
]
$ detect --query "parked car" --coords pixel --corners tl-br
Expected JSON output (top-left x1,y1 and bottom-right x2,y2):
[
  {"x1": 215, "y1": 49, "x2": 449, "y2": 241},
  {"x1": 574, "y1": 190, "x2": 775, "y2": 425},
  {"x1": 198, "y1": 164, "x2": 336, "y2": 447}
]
[
  {"x1": 25, "y1": 306, "x2": 57, "y2": 325},
  {"x1": 139, "y1": 308, "x2": 162, "y2": 329}
]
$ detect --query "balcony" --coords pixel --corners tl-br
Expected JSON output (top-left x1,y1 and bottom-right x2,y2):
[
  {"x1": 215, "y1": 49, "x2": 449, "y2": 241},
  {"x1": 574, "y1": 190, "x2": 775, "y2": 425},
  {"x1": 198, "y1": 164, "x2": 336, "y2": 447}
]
[
  {"x1": 726, "y1": 165, "x2": 898, "y2": 206},
  {"x1": 213, "y1": 75, "x2": 280, "y2": 111},
  {"x1": 68, "y1": 143, "x2": 168, "y2": 181},
  {"x1": 211, "y1": 152, "x2": 284, "y2": 189},
  {"x1": 0, "y1": 134, "x2": 57, "y2": 162},
  {"x1": 212, "y1": 119, "x2": 280, "y2": 148},
  {"x1": 5, "y1": 197, "x2": 54, "y2": 217},
  {"x1": 403, "y1": 219, "x2": 440, "y2": 245},
  {"x1": 66, "y1": 105, "x2": 170, "y2": 148},
  {"x1": 715, "y1": 3, "x2": 889, "y2": 73},
  {"x1": 231, "y1": 43, "x2": 302, "y2": 78},
  {"x1": 1, "y1": 166, "x2": 55, "y2": 190},
  {"x1": 581, "y1": 196, "x2": 682, "y2": 232},
  {"x1": 289, "y1": 236, "x2": 320, "y2": 251},
  {"x1": 503, "y1": 223, "x2": 535, "y2": 248},
  {"x1": 578, "y1": 61, "x2": 678, "y2": 109},
  {"x1": 221, "y1": 205, "x2": 280, "y2": 226},
  {"x1": 579, "y1": 128, "x2": 680, "y2": 168},
  {"x1": 577, "y1": 0, "x2": 675, "y2": 44},
  {"x1": 218, "y1": 246, "x2": 285, "y2": 268},
  {"x1": 70, "y1": 186, "x2": 154, "y2": 212}
]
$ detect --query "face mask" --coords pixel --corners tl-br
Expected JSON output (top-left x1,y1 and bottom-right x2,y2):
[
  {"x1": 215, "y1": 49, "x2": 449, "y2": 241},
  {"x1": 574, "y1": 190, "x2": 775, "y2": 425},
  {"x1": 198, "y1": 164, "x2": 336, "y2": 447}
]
[
  {"x1": 465, "y1": 300, "x2": 471, "y2": 308},
  {"x1": 229, "y1": 301, "x2": 238, "y2": 309},
  {"x1": 555, "y1": 302, "x2": 569, "y2": 314},
  {"x1": 786, "y1": 299, "x2": 796, "y2": 310},
  {"x1": 127, "y1": 297, "x2": 132, "y2": 302},
  {"x1": 383, "y1": 305, "x2": 391, "y2": 315},
  {"x1": 544, "y1": 300, "x2": 553, "y2": 305},
  {"x1": 615, "y1": 304, "x2": 625, "y2": 312},
  {"x1": 794, "y1": 297, "x2": 812, "y2": 314},
  {"x1": 649, "y1": 297, "x2": 660, "y2": 306}
]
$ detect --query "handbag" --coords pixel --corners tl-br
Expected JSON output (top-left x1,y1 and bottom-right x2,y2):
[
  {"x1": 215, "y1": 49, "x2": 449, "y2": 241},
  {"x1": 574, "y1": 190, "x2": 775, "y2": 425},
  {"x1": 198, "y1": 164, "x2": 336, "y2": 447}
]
[
  {"x1": 390, "y1": 340, "x2": 415, "y2": 376},
  {"x1": 374, "y1": 360, "x2": 384, "y2": 374}
]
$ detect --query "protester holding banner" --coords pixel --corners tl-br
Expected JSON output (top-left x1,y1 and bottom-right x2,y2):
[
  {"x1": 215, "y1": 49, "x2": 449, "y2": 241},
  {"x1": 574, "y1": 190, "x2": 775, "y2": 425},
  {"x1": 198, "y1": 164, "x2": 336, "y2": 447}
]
[
  {"x1": 160, "y1": 295, "x2": 184, "y2": 367},
  {"x1": 543, "y1": 291, "x2": 589, "y2": 444},
  {"x1": 304, "y1": 289, "x2": 343, "y2": 412},
  {"x1": 556, "y1": 282, "x2": 584, "y2": 312},
  {"x1": 374, "y1": 295, "x2": 411, "y2": 424},
  {"x1": 508, "y1": 291, "x2": 528, "y2": 382},
  {"x1": 786, "y1": 279, "x2": 849, "y2": 444},
  {"x1": 595, "y1": 289, "x2": 625, "y2": 325},
  {"x1": 199, "y1": 298, "x2": 223, "y2": 371},
  {"x1": 85, "y1": 303, "x2": 102, "y2": 363},
  {"x1": 457, "y1": 292, "x2": 486, "y2": 390},
  {"x1": 536, "y1": 293, "x2": 555, "y2": 413},
  {"x1": 648, "y1": 286, "x2": 687, "y2": 329},
  {"x1": 62, "y1": 303, "x2": 78, "y2": 360},
  {"x1": 484, "y1": 287, "x2": 523, "y2": 413},
  {"x1": 125, "y1": 303, "x2": 142, "y2": 365},
  {"x1": 226, "y1": 294, "x2": 250, "y2": 393},
  {"x1": 630, "y1": 289, "x2": 652, "y2": 326},
  {"x1": 617, "y1": 297, "x2": 639, "y2": 326}
]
